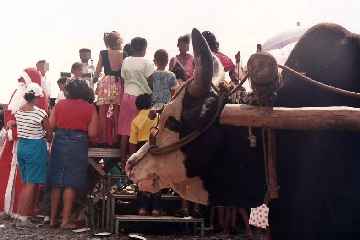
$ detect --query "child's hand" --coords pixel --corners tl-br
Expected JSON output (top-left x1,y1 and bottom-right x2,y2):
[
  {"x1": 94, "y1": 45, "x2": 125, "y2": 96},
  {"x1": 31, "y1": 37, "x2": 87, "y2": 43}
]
[
  {"x1": 6, "y1": 120, "x2": 16, "y2": 129},
  {"x1": 148, "y1": 110, "x2": 157, "y2": 120}
]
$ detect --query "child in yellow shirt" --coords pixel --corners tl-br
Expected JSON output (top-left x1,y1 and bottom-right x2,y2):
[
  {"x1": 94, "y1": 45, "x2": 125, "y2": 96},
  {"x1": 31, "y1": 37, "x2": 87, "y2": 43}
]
[{"x1": 128, "y1": 94, "x2": 161, "y2": 216}]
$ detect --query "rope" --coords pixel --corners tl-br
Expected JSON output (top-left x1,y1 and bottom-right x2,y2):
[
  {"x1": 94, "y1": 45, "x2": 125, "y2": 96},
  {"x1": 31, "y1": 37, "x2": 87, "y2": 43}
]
[
  {"x1": 278, "y1": 64, "x2": 360, "y2": 99},
  {"x1": 262, "y1": 129, "x2": 270, "y2": 203}
]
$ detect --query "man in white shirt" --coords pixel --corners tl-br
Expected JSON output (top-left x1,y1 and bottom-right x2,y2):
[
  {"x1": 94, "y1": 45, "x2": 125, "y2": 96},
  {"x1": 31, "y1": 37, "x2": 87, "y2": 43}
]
[
  {"x1": 79, "y1": 48, "x2": 95, "y2": 89},
  {"x1": 36, "y1": 60, "x2": 51, "y2": 97}
]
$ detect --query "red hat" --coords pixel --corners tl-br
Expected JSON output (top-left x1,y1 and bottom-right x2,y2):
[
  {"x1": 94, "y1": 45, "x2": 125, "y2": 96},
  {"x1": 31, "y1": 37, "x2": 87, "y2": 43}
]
[{"x1": 20, "y1": 68, "x2": 42, "y2": 86}]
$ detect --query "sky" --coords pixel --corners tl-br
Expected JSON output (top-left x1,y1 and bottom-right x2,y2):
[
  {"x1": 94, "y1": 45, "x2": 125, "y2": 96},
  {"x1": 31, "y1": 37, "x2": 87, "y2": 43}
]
[{"x1": 0, "y1": 0, "x2": 359, "y2": 103}]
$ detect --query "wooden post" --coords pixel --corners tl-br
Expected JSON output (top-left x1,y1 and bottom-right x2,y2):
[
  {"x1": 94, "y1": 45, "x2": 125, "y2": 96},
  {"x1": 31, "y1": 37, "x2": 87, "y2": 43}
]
[{"x1": 220, "y1": 104, "x2": 360, "y2": 131}]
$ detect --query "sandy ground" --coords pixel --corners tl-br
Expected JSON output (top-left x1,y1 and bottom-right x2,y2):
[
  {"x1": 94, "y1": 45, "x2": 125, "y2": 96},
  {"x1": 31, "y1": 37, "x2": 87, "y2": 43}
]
[{"x1": 0, "y1": 218, "x2": 252, "y2": 240}]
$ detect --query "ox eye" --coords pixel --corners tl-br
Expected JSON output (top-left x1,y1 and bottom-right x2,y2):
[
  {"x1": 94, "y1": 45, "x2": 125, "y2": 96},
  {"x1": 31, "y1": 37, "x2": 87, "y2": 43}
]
[{"x1": 165, "y1": 116, "x2": 183, "y2": 132}]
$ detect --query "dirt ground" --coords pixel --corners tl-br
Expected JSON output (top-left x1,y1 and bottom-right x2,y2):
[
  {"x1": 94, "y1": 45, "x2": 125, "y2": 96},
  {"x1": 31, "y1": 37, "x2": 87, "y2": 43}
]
[{"x1": 0, "y1": 218, "x2": 252, "y2": 240}]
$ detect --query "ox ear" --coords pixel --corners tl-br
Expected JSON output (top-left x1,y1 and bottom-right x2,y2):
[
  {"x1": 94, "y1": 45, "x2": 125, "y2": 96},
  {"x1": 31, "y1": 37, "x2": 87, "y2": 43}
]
[{"x1": 188, "y1": 28, "x2": 214, "y2": 98}]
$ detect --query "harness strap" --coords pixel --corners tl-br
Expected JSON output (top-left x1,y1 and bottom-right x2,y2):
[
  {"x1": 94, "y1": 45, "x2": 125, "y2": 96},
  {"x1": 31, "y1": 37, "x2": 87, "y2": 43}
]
[{"x1": 149, "y1": 93, "x2": 226, "y2": 155}]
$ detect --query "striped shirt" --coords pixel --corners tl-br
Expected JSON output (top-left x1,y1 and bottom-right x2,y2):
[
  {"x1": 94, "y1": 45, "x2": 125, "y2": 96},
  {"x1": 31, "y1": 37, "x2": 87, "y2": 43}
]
[{"x1": 15, "y1": 107, "x2": 47, "y2": 139}]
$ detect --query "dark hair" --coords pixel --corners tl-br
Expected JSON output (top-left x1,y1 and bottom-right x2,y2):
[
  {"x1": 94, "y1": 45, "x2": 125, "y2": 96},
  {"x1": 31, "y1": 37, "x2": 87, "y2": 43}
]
[
  {"x1": 24, "y1": 91, "x2": 36, "y2": 103},
  {"x1": 202, "y1": 31, "x2": 219, "y2": 52},
  {"x1": 123, "y1": 43, "x2": 133, "y2": 58},
  {"x1": 177, "y1": 34, "x2": 190, "y2": 46},
  {"x1": 107, "y1": 31, "x2": 122, "y2": 50},
  {"x1": 71, "y1": 62, "x2": 83, "y2": 73},
  {"x1": 130, "y1": 37, "x2": 147, "y2": 53},
  {"x1": 57, "y1": 77, "x2": 67, "y2": 85},
  {"x1": 36, "y1": 60, "x2": 46, "y2": 66},
  {"x1": 135, "y1": 94, "x2": 152, "y2": 110},
  {"x1": 79, "y1": 48, "x2": 91, "y2": 53},
  {"x1": 154, "y1": 49, "x2": 169, "y2": 67},
  {"x1": 104, "y1": 32, "x2": 111, "y2": 48},
  {"x1": 65, "y1": 79, "x2": 94, "y2": 103}
]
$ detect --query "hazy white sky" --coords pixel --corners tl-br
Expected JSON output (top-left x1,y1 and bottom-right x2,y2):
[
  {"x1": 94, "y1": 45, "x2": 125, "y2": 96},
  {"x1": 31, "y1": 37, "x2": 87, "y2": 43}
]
[{"x1": 0, "y1": 0, "x2": 359, "y2": 102}]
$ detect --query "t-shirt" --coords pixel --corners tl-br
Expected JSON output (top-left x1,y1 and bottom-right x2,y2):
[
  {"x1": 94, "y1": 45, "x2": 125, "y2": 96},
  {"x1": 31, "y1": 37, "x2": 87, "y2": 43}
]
[
  {"x1": 15, "y1": 107, "x2": 47, "y2": 139},
  {"x1": 215, "y1": 52, "x2": 235, "y2": 72},
  {"x1": 55, "y1": 90, "x2": 65, "y2": 104},
  {"x1": 170, "y1": 54, "x2": 194, "y2": 81},
  {"x1": 121, "y1": 57, "x2": 154, "y2": 96},
  {"x1": 152, "y1": 70, "x2": 176, "y2": 106},
  {"x1": 129, "y1": 109, "x2": 156, "y2": 144},
  {"x1": 54, "y1": 99, "x2": 94, "y2": 132}
]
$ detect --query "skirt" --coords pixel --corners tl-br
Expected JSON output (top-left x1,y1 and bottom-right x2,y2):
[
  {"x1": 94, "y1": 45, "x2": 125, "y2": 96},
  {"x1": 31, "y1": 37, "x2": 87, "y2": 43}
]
[
  {"x1": 48, "y1": 129, "x2": 89, "y2": 192},
  {"x1": 97, "y1": 104, "x2": 120, "y2": 146},
  {"x1": 96, "y1": 75, "x2": 123, "y2": 105},
  {"x1": 17, "y1": 138, "x2": 48, "y2": 184},
  {"x1": 118, "y1": 93, "x2": 139, "y2": 136}
]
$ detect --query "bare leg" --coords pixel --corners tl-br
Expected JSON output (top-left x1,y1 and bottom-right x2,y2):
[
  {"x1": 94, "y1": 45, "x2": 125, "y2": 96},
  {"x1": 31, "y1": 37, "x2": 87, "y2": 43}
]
[
  {"x1": 175, "y1": 200, "x2": 189, "y2": 217},
  {"x1": 265, "y1": 228, "x2": 272, "y2": 240},
  {"x1": 182, "y1": 200, "x2": 189, "y2": 213},
  {"x1": 61, "y1": 187, "x2": 76, "y2": 228},
  {"x1": 120, "y1": 135, "x2": 129, "y2": 169},
  {"x1": 50, "y1": 188, "x2": 61, "y2": 226},
  {"x1": 231, "y1": 207, "x2": 237, "y2": 231},
  {"x1": 239, "y1": 208, "x2": 253, "y2": 239},
  {"x1": 33, "y1": 186, "x2": 40, "y2": 215},
  {"x1": 224, "y1": 207, "x2": 234, "y2": 234},
  {"x1": 216, "y1": 206, "x2": 225, "y2": 232},
  {"x1": 18, "y1": 183, "x2": 36, "y2": 217}
]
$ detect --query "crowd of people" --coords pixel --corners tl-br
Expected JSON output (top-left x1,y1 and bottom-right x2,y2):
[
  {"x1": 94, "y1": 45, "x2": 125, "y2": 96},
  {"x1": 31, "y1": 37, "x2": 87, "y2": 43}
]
[{"x1": 0, "y1": 30, "x2": 268, "y2": 238}]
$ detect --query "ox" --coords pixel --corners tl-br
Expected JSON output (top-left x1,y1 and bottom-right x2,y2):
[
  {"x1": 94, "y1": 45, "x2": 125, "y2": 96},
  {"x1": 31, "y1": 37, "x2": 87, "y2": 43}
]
[{"x1": 127, "y1": 23, "x2": 360, "y2": 239}]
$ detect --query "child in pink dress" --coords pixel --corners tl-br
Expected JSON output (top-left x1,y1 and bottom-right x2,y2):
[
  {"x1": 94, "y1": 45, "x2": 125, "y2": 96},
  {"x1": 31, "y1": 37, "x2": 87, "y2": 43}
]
[
  {"x1": 169, "y1": 34, "x2": 194, "y2": 82},
  {"x1": 118, "y1": 37, "x2": 154, "y2": 167}
]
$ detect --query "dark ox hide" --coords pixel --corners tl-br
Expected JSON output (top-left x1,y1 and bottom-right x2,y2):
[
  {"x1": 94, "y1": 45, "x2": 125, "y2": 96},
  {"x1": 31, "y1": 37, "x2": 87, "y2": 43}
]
[
  {"x1": 127, "y1": 29, "x2": 266, "y2": 208},
  {"x1": 179, "y1": 91, "x2": 266, "y2": 207},
  {"x1": 271, "y1": 23, "x2": 360, "y2": 240}
]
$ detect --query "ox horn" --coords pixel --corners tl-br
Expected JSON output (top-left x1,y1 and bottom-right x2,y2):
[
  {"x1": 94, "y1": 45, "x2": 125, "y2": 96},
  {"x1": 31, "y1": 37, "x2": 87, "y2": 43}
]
[{"x1": 188, "y1": 28, "x2": 214, "y2": 98}]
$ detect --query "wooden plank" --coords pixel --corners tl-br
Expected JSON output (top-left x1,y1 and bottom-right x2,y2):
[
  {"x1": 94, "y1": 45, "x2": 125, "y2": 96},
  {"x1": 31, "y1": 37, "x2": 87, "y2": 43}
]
[
  {"x1": 88, "y1": 148, "x2": 121, "y2": 158},
  {"x1": 114, "y1": 215, "x2": 203, "y2": 222},
  {"x1": 220, "y1": 104, "x2": 360, "y2": 130},
  {"x1": 111, "y1": 194, "x2": 180, "y2": 201}
]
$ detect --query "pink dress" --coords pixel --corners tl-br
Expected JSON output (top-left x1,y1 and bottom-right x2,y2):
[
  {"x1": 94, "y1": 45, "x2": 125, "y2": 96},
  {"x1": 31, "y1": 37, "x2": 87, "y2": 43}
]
[{"x1": 96, "y1": 50, "x2": 123, "y2": 146}]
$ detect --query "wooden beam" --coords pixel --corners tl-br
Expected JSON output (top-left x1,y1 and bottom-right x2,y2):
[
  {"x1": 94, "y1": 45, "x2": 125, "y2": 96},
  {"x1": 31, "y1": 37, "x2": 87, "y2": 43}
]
[{"x1": 220, "y1": 104, "x2": 360, "y2": 131}]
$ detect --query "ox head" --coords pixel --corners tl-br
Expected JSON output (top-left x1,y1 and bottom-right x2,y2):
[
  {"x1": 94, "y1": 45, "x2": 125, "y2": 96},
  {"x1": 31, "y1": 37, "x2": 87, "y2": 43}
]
[{"x1": 126, "y1": 28, "x2": 218, "y2": 205}]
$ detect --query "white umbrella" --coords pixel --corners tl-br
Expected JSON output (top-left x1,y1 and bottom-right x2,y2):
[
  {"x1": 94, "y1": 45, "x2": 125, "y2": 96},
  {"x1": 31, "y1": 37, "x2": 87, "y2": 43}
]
[
  {"x1": 263, "y1": 27, "x2": 307, "y2": 51},
  {"x1": 262, "y1": 26, "x2": 308, "y2": 65}
]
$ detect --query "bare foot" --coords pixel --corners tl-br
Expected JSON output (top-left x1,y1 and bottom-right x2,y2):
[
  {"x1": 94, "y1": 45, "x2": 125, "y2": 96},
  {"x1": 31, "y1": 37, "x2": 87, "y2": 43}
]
[
  {"x1": 138, "y1": 208, "x2": 147, "y2": 216},
  {"x1": 151, "y1": 210, "x2": 160, "y2": 216},
  {"x1": 60, "y1": 223, "x2": 77, "y2": 230}
]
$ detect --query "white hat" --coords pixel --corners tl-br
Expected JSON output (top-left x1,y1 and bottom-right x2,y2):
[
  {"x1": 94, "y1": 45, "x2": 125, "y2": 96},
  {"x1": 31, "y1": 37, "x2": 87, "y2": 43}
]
[{"x1": 26, "y1": 82, "x2": 44, "y2": 97}]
